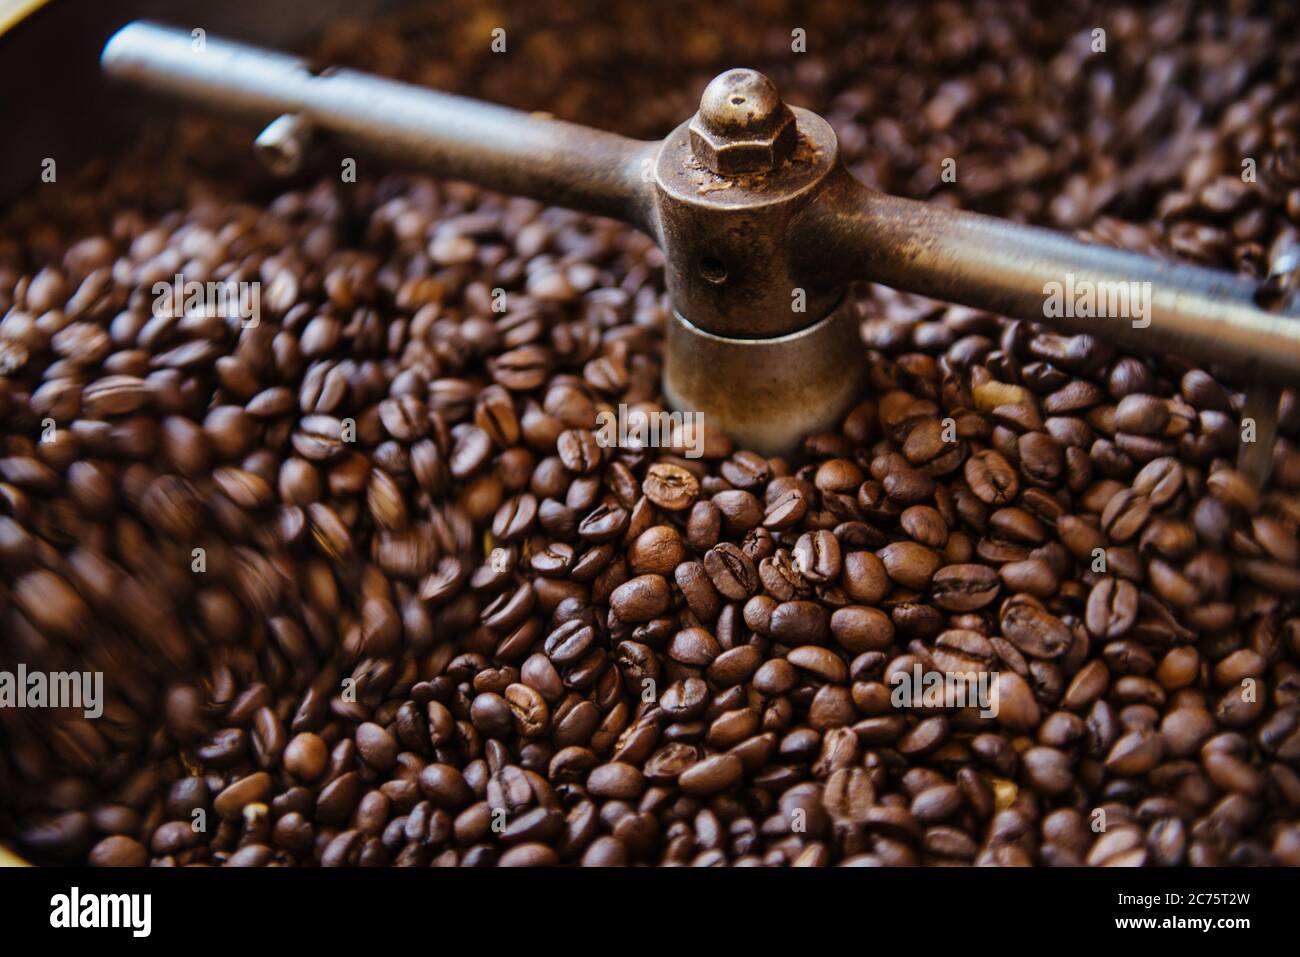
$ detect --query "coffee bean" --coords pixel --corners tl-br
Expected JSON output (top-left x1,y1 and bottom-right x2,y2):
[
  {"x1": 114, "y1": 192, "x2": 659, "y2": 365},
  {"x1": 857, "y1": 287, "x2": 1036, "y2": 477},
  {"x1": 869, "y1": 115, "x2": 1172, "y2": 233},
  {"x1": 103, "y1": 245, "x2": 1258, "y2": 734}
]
[
  {"x1": 995, "y1": 672, "x2": 1041, "y2": 733},
  {"x1": 770, "y1": 600, "x2": 829, "y2": 644},
  {"x1": 419, "y1": 764, "x2": 474, "y2": 810},
  {"x1": 703, "y1": 542, "x2": 758, "y2": 600},
  {"x1": 628, "y1": 524, "x2": 685, "y2": 576},
  {"x1": 829, "y1": 606, "x2": 894, "y2": 654},
  {"x1": 713, "y1": 489, "x2": 763, "y2": 534},
  {"x1": 1105, "y1": 730, "x2": 1164, "y2": 776},
  {"x1": 678, "y1": 754, "x2": 743, "y2": 796},
  {"x1": 878, "y1": 541, "x2": 942, "y2": 590},
  {"x1": 610, "y1": 574, "x2": 671, "y2": 622},
  {"x1": 491, "y1": 493, "x2": 538, "y2": 542},
  {"x1": 666, "y1": 626, "x2": 719, "y2": 668},
  {"x1": 842, "y1": 550, "x2": 891, "y2": 604},
  {"x1": 764, "y1": 487, "x2": 808, "y2": 529},
  {"x1": 1021, "y1": 748, "x2": 1075, "y2": 796},
  {"x1": 1101, "y1": 490, "x2": 1152, "y2": 542},
  {"x1": 214, "y1": 772, "x2": 272, "y2": 819},
  {"x1": 792, "y1": 530, "x2": 841, "y2": 583},
  {"x1": 356, "y1": 722, "x2": 398, "y2": 772},
  {"x1": 587, "y1": 762, "x2": 645, "y2": 800},
  {"x1": 674, "y1": 560, "x2": 722, "y2": 625},
  {"x1": 505, "y1": 683, "x2": 550, "y2": 738},
  {"x1": 88, "y1": 835, "x2": 150, "y2": 867},
  {"x1": 544, "y1": 620, "x2": 597, "y2": 665},
  {"x1": 787, "y1": 646, "x2": 849, "y2": 684},
  {"x1": 1085, "y1": 578, "x2": 1139, "y2": 639},
  {"x1": 557, "y1": 429, "x2": 602, "y2": 474},
  {"x1": 931, "y1": 564, "x2": 1000, "y2": 611},
  {"x1": 82, "y1": 375, "x2": 150, "y2": 418},
  {"x1": 965, "y1": 450, "x2": 1018, "y2": 504},
  {"x1": 1000, "y1": 599, "x2": 1072, "y2": 659},
  {"x1": 643, "y1": 462, "x2": 699, "y2": 511},
  {"x1": 576, "y1": 503, "x2": 629, "y2": 542}
]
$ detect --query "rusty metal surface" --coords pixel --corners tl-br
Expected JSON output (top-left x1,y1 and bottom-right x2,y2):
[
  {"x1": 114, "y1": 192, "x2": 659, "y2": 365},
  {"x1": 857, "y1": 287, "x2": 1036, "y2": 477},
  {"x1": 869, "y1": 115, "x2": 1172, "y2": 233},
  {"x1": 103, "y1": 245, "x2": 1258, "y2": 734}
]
[
  {"x1": 688, "y1": 68, "x2": 796, "y2": 176},
  {"x1": 653, "y1": 105, "x2": 840, "y2": 340}
]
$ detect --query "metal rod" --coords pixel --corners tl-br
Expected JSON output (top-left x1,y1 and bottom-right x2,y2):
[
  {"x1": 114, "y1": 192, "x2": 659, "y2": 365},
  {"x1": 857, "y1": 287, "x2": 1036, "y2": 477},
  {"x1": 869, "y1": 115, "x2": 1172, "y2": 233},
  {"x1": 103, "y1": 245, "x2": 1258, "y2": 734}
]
[
  {"x1": 795, "y1": 171, "x2": 1300, "y2": 386},
  {"x1": 101, "y1": 21, "x2": 658, "y2": 229},
  {"x1": 102, "y1": 24, "x2": 1300, "y2": 440}
]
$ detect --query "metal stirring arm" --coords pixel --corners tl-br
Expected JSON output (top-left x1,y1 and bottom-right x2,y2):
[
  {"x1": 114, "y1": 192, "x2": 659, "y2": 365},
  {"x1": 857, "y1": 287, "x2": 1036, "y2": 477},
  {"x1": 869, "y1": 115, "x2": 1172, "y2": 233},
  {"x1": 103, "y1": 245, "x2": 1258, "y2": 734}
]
[
  {"x1": 102, "y1": 21, "x2": 1296, "y2": 476},
  {"x1": 101, "y1": 21, "x2": 659, "y2": 229},
  {"x1": 794, "y1": 171, "x2": 1300, "y2": 382}
]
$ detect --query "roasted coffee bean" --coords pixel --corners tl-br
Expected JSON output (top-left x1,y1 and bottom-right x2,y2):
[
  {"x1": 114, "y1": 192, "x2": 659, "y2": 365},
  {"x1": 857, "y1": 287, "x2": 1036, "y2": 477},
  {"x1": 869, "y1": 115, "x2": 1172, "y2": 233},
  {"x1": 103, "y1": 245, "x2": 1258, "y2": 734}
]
[
  {"x1": 505, "y1": 683, "x2": 550, "y2": 738},
  {"x1": 703, "y1": 543, "x2": 758, "y2": 600},
  {"x1": 557, "y1": 429, "x2": 602, "y2": 474},
  {"x1": 214, "y1": 772, "x2": 272, "y2": 819},
  {"x1": 787, "y1": 646, "x2": 849, "y2": 685},
  {"x1": 823, "y1": 767, "x2": 876, "y2": 824},
  {"x1": 965, "y1": 450, "x2": 1018, "y2": 504},
  {"x1": 764, "y1": 487, "x2": 808, "y2": 529},
  {"x1": 843, "y1": 550, "x2": 891, "y2": 604},
  {"x1": 770, "y1": 601, "x2": 829, "y2": 644},
  {"x1": 544, "y1": 621, "x2": 597, "y2": 666},
  {"x1": 491, "y1": 493, "x2": 537, "y2": 542},
  {"x1": 669, "y1": 627, "x2": 721, "y2": 667},
  {"x1": 1000, "y1": 599, "x2": 1072, "y2": 659},
  {"x1": 678, "y1": 754, "x2": 743, "y2": 797},
  {"x1": 713, "y1": 489, "x2": 763, "y2": 534},
  {"x1": 878, "y1": 542, "x2": 942, "y2": 590},
  {"x1": 676, "y1": 561, "x2": 723, "y2": 625},
  {"x1": 577, "y1": 503, "x2": 629, "y2": 542},
  {"x1": 627, "y1": 524, "x2": 685, "y2": 577},
  {"x1": 829, "y1": 606, "x2": 894, "y2": 654},
  {"x1": 88, "y1": 835, "x2": 150, "y2": 868},
  {"x1": 643, "y1": 462, "x2": 699, "y2": 511},
  {"x1": 1101, "y1": 490, "x2": 1152, "y2": 543},
  {"x1": 1085, "y1": 578, "x2": 1139, "y2": 639},
  {"x1": 610, "y1": 574, "x2": 672, "y2": 622},
  {"x1": 792, "y1": 530, "x2": 841, "y2": 584},
  {"x1": 931, "y1": 564, "x2": 1000, "y2": 611}
]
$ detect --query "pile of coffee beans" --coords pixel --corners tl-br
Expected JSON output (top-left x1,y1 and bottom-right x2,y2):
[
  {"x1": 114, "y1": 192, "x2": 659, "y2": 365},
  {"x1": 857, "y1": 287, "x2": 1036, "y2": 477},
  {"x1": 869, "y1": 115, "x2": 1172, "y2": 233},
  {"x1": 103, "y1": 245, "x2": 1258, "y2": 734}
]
[{"x1": 2, "y1": 0, "x2": 1299, "y2": 866}]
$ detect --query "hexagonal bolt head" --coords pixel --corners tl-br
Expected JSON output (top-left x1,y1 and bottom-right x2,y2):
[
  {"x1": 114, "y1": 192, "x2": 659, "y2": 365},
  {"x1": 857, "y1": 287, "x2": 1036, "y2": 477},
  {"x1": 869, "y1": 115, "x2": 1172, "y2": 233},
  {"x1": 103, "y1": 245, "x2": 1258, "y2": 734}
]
[{"x1": 689, "y1": 68, "x2": 797, "y2": 175}]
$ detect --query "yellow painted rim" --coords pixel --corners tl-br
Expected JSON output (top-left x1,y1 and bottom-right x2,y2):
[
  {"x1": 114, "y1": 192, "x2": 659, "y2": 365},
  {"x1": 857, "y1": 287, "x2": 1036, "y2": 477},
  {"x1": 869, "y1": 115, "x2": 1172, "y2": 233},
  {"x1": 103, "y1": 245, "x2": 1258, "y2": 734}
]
[
  {"x1": 0, "y1": 0, "x2": 51, "y2": 38},
  {"x1": 0, "y1": 844, "x2": 31, "y2": 867}
]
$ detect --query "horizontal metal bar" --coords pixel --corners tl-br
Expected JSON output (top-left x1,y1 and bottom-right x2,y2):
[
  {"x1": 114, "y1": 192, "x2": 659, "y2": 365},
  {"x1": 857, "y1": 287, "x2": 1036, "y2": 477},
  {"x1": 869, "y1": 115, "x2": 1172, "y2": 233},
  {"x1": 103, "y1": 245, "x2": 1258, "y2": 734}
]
[
  {"x1": 101, "y1": 21, "x2": 659, "y2": 229},
  {"x1": 795, "y1": 170, "x2": 1300, "y2": 386},
  {"x1": 104, "y1": 23, "x2": 1300, "y2": 389}
]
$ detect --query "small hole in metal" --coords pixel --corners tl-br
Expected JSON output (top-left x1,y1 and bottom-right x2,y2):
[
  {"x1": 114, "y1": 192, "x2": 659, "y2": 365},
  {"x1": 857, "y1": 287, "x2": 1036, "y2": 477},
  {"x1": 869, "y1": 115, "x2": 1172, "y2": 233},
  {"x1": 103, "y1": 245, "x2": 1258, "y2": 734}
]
[
  {"x1": 304, "y1": 60, "x2": 337, "y2": 77},
  {"x1": 699, "y1": 257, "x2": 727, "y2": 284}
]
